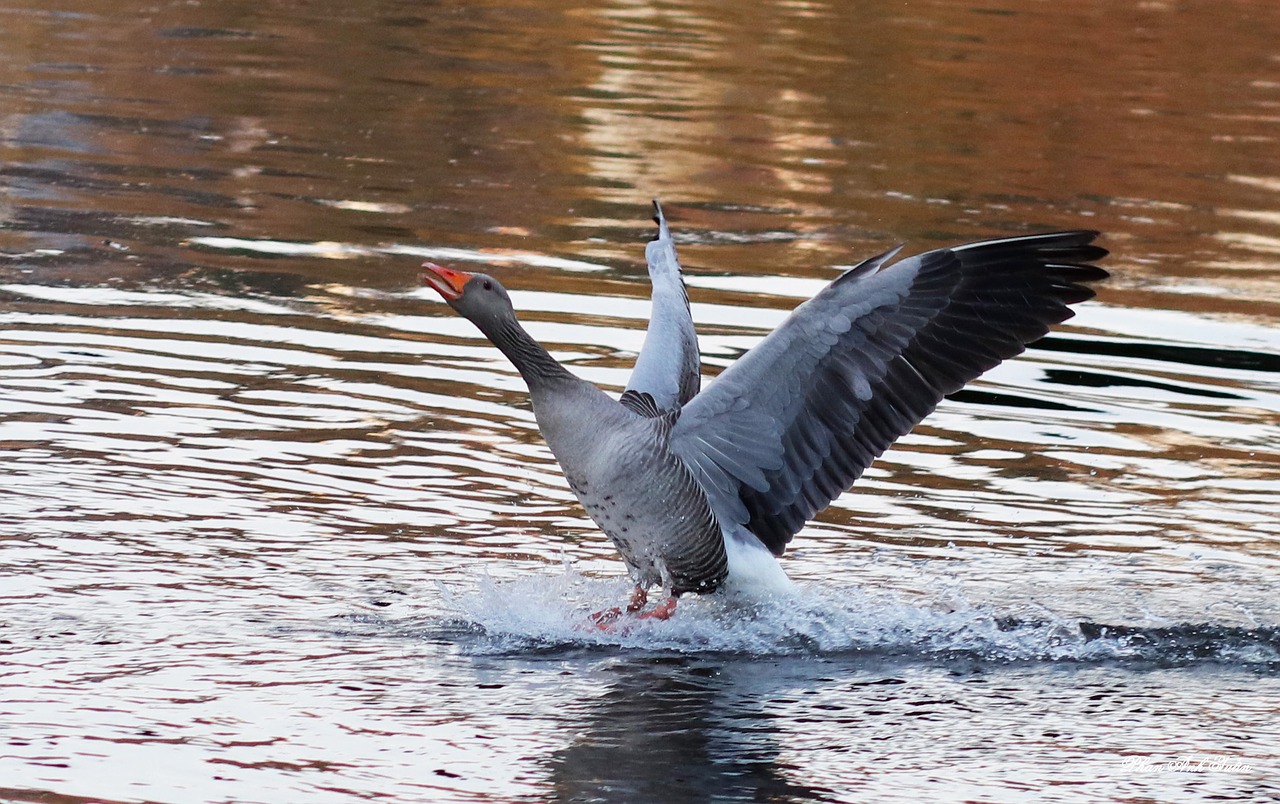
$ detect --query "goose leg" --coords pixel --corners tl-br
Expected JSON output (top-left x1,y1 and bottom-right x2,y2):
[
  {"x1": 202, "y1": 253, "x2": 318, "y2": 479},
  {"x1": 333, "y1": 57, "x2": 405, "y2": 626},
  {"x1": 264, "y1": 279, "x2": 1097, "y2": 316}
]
[{"x1": 626, "y1": 585, "x2": 648, "y2": 612}]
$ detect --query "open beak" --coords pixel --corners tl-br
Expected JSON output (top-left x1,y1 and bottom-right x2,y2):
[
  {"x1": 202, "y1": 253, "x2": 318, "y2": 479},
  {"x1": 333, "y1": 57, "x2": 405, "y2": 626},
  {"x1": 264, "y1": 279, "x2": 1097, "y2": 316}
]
[{"x1": 422, "y1": 262, "x2": 474, "y2": 301}]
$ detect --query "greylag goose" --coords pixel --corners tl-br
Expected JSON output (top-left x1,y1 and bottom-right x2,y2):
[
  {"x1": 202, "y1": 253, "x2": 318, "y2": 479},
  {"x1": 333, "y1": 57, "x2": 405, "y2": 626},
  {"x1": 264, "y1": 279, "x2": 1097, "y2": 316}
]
[{"x1": 422, "y1": 203, "x2": 1107, "y2": 622}]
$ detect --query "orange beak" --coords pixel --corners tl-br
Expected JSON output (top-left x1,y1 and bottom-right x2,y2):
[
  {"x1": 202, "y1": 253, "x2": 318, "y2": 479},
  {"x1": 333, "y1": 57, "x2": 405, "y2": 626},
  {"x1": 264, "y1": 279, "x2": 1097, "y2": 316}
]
[{"x1": 422, "y1": 262, "x2": 474, "y2": 301}]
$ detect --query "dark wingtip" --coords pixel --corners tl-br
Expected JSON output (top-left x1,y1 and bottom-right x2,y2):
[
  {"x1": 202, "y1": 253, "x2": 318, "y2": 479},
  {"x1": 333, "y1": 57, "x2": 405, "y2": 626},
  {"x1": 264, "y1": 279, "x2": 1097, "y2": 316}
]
[
  {"x1": 649, "y1": 199, "x2": 669, "y2": 243},
  {"x1": 833, "y1": 244, "x2": 904, "y2": 285}
]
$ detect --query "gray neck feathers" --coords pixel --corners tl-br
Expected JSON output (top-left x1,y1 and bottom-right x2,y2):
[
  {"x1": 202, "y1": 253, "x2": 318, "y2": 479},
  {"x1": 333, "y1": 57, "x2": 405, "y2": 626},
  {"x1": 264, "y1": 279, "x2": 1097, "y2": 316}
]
[{"x1": 483, "y1": 316, "x2": 574, "y2": 388}]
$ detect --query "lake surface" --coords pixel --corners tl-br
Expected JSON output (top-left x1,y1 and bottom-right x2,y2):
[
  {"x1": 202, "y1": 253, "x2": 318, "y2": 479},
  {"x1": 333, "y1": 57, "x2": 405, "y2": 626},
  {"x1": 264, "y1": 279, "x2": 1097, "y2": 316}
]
[{"x1": 1, "y1": 0, "x2": 1278, "y2": 802}]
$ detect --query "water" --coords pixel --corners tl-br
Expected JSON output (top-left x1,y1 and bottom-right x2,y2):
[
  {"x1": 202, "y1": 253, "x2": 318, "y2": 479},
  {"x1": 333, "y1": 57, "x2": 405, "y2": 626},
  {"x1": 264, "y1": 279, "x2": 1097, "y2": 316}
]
[{"x1": 2, "y1": 0, "x2": 1279, "y2": 801}]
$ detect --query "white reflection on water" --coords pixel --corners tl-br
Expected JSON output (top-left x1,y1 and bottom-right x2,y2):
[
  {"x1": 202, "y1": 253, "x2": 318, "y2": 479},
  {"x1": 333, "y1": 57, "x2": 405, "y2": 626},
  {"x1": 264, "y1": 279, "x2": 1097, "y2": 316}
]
[{"x1": 188, "y1": 236, "x2": 612, "y2": 273}]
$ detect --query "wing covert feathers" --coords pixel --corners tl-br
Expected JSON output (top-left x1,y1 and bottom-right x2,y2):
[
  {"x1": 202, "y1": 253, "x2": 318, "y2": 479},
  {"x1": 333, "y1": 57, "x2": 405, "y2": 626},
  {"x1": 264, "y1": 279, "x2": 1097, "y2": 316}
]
[{"x1": 671, "y1": 231, "x2": 1108, "y2": 554}]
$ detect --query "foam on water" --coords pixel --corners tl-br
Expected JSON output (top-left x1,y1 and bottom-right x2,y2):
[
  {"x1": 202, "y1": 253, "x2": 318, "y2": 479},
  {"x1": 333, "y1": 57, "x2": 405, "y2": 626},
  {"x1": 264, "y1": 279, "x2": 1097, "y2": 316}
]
[{"x1": 437, "y1": 566, "x2": 1280, "y2": 665}]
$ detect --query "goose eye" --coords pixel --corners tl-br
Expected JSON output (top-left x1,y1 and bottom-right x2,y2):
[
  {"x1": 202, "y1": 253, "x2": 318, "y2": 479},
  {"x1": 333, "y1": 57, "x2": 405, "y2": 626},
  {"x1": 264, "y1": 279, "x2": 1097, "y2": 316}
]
[{"x1": 482, "y1": 279, "x2": 493, "y2": 291}]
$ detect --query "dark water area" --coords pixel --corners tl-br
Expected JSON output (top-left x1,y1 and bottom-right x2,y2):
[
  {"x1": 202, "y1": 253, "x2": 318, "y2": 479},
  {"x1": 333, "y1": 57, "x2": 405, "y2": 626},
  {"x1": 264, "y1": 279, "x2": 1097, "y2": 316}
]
[{"x1": 1, "y1": 1, "x2": 1278, "y2": 802}]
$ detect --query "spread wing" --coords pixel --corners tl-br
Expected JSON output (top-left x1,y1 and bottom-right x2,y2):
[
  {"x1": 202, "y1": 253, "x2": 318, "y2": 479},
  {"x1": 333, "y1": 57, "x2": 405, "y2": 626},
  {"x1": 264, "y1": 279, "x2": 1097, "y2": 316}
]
[
  {"x1": 669, "y1": 231, "x2": 1108, "y2": 554},
  {"x1": 622, "y1": 200, "x2": 700, "y2": 416}
]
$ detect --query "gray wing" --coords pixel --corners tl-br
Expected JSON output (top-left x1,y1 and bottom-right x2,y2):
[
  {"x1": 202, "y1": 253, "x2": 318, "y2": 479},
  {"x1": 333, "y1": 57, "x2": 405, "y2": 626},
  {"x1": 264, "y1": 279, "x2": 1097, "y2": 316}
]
[
  {"x1": 621, "y1": 200, "x2": 700, "y2": 416},
  {"x1": 669, "y1": 231, "x2": 1108, "y2": 554}
]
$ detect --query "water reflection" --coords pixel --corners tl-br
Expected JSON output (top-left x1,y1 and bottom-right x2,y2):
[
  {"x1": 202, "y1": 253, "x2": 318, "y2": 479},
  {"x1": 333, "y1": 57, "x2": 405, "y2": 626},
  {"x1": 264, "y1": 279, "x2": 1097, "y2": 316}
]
[
  {"x1": 545, "y1": 659, "x2": 836, "y2": 803},
  {"x1": 530, "y1": 648, "x2": 1278, "y2": 803}
]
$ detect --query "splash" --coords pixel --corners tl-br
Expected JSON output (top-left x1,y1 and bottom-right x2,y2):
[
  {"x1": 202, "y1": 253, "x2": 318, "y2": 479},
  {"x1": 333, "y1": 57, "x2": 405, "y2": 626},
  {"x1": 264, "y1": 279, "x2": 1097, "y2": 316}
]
[{"x1": 437, "y1": 567, "x2": 1280, "y2": 665}]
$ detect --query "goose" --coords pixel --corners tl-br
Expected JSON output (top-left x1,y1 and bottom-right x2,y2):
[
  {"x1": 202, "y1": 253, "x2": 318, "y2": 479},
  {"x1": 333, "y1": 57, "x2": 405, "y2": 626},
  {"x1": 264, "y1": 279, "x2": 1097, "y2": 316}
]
[{"x1": 422, "y1": 202, "x2": 1107, "y2": 623}]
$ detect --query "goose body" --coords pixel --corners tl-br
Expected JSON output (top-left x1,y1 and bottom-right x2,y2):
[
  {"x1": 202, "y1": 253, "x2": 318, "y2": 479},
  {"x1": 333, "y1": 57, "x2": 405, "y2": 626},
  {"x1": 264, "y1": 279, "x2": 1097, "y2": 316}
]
[
  {"x1": 529, "y1": 376, "x2": 727, "y2": 596},
  {"x1": 423, "y1": 202, "x2": 1108, "y2": 619}
]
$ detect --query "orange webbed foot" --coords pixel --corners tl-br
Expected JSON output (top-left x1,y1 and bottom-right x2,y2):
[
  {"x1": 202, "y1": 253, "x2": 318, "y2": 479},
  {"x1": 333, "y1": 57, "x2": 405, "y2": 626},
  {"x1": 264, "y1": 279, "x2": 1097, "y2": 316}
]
[
  {"x1": 635, "y1": 596, "x2": 677, "y2": 621},
  {"x1": 588, "y1": 606, "x2": 623, "y2": 631},
  {"x1": 585, "y1": 587, "x2": 672, "y2": 631}
]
